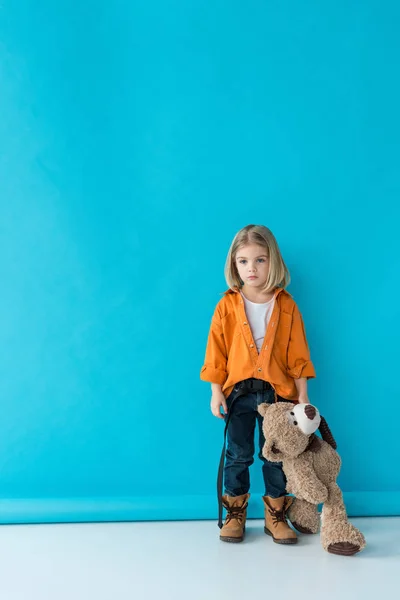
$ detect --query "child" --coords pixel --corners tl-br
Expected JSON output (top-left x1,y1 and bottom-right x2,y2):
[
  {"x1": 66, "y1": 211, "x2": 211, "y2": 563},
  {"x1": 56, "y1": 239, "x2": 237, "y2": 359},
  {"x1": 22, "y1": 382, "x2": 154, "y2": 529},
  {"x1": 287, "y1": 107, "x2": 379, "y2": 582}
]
[{"x1": 200, "y1": 224, "x2": 316, "y2": 544}]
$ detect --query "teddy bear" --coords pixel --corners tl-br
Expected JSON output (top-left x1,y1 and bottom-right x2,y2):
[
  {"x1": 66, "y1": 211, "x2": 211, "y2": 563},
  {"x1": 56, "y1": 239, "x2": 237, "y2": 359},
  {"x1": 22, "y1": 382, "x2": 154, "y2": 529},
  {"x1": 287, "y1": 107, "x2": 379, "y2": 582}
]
[{"x1": 258, "y1": 401, "x2": 366, "y2": 556}]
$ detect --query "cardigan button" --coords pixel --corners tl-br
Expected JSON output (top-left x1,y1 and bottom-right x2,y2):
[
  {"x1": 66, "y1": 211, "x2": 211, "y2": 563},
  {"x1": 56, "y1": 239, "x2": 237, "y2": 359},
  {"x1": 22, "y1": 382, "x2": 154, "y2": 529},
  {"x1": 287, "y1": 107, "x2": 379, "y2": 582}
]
[
  {"x1": 243, "y1": 321, "x2": 247, "y2": 325},
  {"x1": 258, "y1": 368, "x2": 262, "y2": 372},
  {"x1": 250, "y1": 344, "x2": 254, "y2": 348}
]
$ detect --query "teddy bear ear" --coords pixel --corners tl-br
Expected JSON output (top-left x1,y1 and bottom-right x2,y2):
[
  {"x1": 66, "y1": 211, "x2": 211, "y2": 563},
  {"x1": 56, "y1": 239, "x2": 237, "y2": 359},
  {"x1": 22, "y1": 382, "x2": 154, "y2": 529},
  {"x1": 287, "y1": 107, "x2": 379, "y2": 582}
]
[{"x1": 258, "y1": 402, "x2": 271, "y2": 417}]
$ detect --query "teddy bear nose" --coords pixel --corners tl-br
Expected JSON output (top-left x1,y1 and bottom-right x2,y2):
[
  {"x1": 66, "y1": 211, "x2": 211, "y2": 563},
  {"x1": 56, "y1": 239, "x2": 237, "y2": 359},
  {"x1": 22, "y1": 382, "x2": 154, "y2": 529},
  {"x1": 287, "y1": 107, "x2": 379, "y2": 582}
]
[{"x1": 304, "y1": 405, "x2": 316, "y2": 420}]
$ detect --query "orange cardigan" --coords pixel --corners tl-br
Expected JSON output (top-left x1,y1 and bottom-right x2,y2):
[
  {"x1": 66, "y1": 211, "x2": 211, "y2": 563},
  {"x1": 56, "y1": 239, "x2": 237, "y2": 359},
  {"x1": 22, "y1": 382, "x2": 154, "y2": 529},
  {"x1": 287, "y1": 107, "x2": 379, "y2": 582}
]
[{"x1": 200, "y1": 286, "x2": 316, "y2": 401}]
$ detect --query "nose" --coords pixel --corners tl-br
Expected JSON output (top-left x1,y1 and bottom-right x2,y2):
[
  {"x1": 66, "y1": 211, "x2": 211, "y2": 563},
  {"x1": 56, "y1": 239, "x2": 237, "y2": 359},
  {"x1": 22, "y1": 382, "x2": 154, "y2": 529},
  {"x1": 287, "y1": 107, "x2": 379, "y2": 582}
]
[{"x1": 304, "y1": 405, "x2": 316, "y2": 420}]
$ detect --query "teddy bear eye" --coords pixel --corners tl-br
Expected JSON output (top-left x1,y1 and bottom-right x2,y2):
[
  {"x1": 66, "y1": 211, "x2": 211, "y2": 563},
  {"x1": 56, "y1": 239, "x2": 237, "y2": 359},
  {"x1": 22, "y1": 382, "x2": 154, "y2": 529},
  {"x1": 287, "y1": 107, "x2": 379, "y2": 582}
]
[
  {"x1": 293, "y1": 421, "x2": 298, "y2": 426},
  {"x1": 290, "y1": 412, "x2": 294, "y2": 415}
]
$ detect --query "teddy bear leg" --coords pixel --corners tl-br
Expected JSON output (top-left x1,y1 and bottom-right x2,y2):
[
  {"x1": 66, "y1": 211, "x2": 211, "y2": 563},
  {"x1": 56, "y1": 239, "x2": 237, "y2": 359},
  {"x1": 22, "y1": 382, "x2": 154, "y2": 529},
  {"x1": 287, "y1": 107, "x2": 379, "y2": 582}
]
[
  {"x1": 287, "y1": 498, "x2": 320, "y2": 534},
  {"x1": 320, "y1": 483, "x2": 366, "y2": 556}
]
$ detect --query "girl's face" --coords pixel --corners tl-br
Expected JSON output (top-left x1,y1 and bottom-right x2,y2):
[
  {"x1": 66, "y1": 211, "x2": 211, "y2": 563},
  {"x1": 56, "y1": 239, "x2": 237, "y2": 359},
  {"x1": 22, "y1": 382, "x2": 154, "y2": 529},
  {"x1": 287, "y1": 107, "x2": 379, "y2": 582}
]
[{"x1": 235, "y1": 243, "x2": 270, "y2": 289}]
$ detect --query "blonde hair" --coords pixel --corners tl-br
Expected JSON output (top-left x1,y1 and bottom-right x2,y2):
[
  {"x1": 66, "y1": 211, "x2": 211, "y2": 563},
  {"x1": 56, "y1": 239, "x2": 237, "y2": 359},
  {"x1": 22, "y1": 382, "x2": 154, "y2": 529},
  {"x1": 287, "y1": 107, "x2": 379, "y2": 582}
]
[{"x1": 224, "y1": 224, "x2": 290, "y2": 292}]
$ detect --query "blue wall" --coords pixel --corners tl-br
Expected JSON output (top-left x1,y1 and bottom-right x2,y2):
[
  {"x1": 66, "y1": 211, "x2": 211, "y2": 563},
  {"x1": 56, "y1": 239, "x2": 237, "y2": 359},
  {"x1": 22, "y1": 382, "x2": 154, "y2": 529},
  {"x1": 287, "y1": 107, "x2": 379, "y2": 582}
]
[{"x1": 0, "y1": 1, "x2": 399, "y2": 523}]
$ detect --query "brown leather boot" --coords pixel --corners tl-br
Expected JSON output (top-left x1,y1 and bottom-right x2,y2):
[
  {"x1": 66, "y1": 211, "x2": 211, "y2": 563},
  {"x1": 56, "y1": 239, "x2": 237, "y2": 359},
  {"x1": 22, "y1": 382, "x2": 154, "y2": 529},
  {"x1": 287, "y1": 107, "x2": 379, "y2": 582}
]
[
  {"x1": 220, "y1": 493, "x2": 250, "y2": 543},
  {"x1": 263, "y1": 496, "x2": 298, "y2": 545}
]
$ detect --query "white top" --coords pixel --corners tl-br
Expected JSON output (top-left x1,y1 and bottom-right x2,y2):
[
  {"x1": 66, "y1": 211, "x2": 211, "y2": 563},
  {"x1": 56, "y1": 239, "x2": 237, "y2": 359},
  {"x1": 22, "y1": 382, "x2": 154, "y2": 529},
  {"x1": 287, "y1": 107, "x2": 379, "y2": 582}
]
[{"x1": 240, "y1": 291, "x2": 275, "y2": 353}]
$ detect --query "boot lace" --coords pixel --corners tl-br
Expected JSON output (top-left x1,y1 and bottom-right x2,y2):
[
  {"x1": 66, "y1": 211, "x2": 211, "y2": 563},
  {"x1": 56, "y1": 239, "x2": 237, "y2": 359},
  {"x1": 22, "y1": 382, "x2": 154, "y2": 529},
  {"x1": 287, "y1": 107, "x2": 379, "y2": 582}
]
[
  {"x1": 223, "y1": 502, "x2": 248, "y2": 525},
  {"x1": 267, "y1": 506, "x2": 287, "y2": 526}
]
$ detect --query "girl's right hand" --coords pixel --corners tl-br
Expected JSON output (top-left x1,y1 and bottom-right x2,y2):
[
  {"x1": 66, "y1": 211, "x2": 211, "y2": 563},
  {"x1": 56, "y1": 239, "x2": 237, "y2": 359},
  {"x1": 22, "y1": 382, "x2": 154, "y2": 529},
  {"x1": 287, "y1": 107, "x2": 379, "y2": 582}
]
[{"x1": 210, "y1": 390, "x2": 228, "y2": 419}]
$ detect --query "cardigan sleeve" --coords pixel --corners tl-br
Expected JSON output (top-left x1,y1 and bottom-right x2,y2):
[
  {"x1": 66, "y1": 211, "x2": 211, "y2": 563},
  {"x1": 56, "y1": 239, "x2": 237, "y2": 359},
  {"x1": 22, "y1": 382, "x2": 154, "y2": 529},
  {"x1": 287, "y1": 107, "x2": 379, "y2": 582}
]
[
  {"x1": 287, "y1": 303, "x2": 316, "y2": 379},
  {"x1": 200, "y1": 303, "x2": 228, "y2": 386}
]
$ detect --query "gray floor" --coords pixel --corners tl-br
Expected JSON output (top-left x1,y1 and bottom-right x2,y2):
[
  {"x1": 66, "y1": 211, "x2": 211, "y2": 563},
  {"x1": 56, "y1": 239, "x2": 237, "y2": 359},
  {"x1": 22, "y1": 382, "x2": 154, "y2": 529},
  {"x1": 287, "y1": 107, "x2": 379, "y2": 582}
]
[{"x1": 0, "y1": 517, "x2": 398, "y2": 599}]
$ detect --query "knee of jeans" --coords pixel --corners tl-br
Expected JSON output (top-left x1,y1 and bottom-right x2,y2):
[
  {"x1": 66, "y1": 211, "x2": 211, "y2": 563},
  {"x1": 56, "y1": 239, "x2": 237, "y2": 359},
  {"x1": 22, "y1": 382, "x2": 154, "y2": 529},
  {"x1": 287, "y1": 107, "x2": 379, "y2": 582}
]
[
  {"x1": 226, "y1": 446, "x2": 255, "y2": 465},
  {"x1": 259, "y1": 450, "x2": 283, "y2": 467}
]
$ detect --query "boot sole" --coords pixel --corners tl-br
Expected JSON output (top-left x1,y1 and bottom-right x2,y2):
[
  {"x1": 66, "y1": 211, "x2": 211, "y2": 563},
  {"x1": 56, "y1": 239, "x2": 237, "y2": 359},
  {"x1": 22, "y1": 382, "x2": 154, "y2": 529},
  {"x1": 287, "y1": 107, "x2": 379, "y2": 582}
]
[
  {"x1": 264, "y1": 526, "x2": 298, "y2": 545},
  {"x1": 219, "y1": 535, "x2": 244, "y2": 543},
  {"x1": 220, "y1": 525, "x2": 245, "y2": 543}
]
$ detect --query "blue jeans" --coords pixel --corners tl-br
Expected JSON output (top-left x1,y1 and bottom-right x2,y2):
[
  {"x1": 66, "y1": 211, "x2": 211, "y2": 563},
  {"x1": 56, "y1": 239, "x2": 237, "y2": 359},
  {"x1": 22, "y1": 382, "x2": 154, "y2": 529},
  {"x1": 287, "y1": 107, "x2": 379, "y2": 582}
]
[{"x1": 224, "y1": 384, "x2": 290, "y2": 498}]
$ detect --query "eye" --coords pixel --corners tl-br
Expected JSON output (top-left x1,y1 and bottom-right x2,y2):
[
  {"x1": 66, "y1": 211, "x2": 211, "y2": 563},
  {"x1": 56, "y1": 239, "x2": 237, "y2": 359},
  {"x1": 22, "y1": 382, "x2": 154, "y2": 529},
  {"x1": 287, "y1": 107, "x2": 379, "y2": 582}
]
[
  {"x1": 287, "y1": 411, "x2": 298, "y2": 426},
  {"x1": 257, "y1": 258, "x2": 265, "y2": 263}
]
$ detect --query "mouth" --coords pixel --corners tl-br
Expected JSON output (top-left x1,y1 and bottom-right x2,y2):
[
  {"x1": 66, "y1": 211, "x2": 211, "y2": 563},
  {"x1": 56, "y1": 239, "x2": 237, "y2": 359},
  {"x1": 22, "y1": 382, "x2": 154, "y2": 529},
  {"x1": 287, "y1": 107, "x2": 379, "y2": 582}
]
[
  {"x1": 248, "y1": 276, "x2": 258, "y2": 280},
  {"x1": 271, "y1": 443, "x2": 280, "y2": 455}
]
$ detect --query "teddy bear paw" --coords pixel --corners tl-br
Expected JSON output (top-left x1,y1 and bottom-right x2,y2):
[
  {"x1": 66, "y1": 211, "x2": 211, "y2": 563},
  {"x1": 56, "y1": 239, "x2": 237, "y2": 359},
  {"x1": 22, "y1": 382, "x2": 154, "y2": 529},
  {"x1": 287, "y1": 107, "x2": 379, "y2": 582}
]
[
  {"x1": 324, "y1": 526, "x2": 366, "y2": 556},
  {"x1": 290, "y1": 522, "x2": 316, "y2": 535},
  {"x1": 327, "y1": 541, "x2": 361, "y2": 556}
]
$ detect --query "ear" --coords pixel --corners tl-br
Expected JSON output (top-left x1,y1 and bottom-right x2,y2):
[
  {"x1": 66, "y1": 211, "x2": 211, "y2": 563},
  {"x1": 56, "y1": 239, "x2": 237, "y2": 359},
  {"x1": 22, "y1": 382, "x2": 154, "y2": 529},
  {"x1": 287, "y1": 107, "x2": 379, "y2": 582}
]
[
  {"x1": 258, "y1": 402, "x2": 271, "y2": 417},
  {"x1": 319, "y1": 416, "x2": 337, "y2": 450}
]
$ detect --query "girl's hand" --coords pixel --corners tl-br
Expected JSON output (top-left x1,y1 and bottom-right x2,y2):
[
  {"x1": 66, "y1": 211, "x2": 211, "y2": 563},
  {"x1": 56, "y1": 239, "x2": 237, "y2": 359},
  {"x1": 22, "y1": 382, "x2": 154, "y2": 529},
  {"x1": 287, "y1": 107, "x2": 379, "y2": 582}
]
[
  {"x1": 211, "y1": 390, "x2": 228, "y2": 419},
  {"x1": 298, "y1": 395, "x2": 310, "y2": 404},
  {"x1": 294, "y1": 377, "x2": 310, "y2": 404}
]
